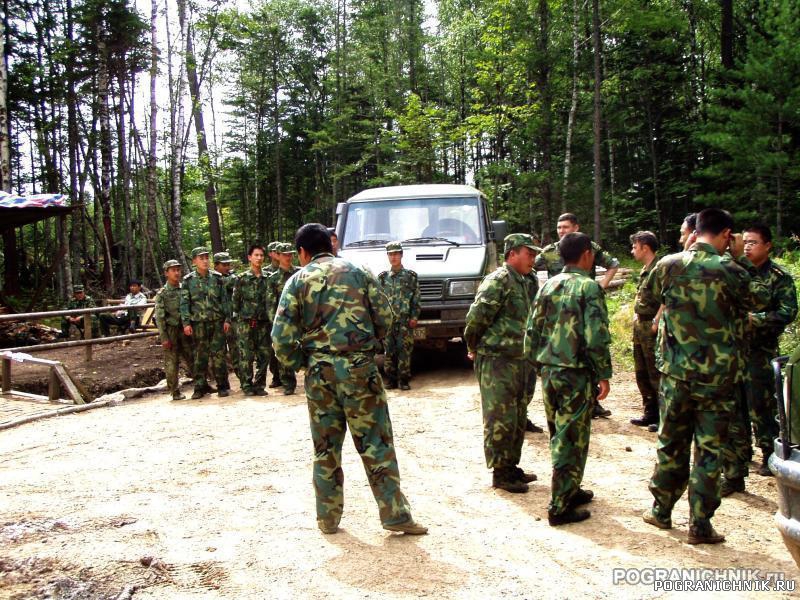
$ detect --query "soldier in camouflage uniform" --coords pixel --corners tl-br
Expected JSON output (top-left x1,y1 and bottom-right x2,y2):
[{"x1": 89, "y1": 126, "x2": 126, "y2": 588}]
[
  {"x1": 464, "y1": 233, "x2": 539, "y2": 494},
  {"x1": 155, "y1": 260, "x2": 194, "y2": 401},
  {"x1": 629, "y1": 232, "x2": 661, "y2": 428},
  {"x1": 535, "y1": 213, "x2": 619, "y2": 419},
  {"x1": 723, "y1": 224, "x2": 798, "y2": 494},
  {"x1": 180, "y1": 247, "x2": 232, "y2": 399},
  {"x1": 378, "y1": 242, "x2": 421, "y2": 390},
  {"x1": 642, "y1": 209, "x2": 770, "y2": 545},
  {"x1": 272, "y1": 223, "x2": 426, "y2": 536},
  {"x1": 264, "y1": 241, "x2": 283, "y2": 388},
  {"x1": 526, "y1": 232, "x2": 612, "y2": 526},
  {"x1": 60, "y1": 285, "x2": 99, "y2": 339},
  {"x1": 214, "y1": 251, "x2": 239, "y2": 370},
  {"x1": 232, "y1": 245, "x2": 271, "y2": 396},
  {"x1": 266, "y1": 243, "x2": 300, "y2": 395}
]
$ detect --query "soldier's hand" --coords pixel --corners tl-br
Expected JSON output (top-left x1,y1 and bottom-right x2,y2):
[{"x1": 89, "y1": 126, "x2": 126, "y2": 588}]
[
  {"x1": 223, "y1": 322, "x2": 231, "y2": 334},
  {"x1": 729, "y1": 232, "x2": 745, "y2": 257},
  {"x1": 162, "y1": 340, "x2": 173, "y2": 350},
  {"x1": 184, "y1": 325, "x2": 193, "y2": 336},
  {"x1": 408, "y1": 319, "x2": 418, "y2": 328},
  {"x1": 597, "y1": 380, "x2": 610, "y2": 401}
]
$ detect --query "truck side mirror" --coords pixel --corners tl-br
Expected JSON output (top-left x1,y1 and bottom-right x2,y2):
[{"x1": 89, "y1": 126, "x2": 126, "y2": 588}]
[
  {"x1": 336, "y1": 202, "x2": 345, "y2": 216},
  {"x1": 492, "y1": 220, "x2": 508, "y2": 241}
]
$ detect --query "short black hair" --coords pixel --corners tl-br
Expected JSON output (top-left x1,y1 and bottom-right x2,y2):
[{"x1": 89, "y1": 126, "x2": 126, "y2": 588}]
[
  {"x1": 744, "y1": 223, "x2": 772, "y2": 244},
  {"x1": 129, "y1": 279, "x2": 141, "y2": 286},
  {"x1": 557, "y1": 212, "x2": 578, "y2": 225},
  {"x1": 696, "y1": 208, "x2": 734, "y2": 236},
  {"x1": 630, "y1": 231, "x2": 659, "y2": 252},
  {"x1": 560, "y1": 232, "x2": 592, "y2": 264},
  {"x1": 247, "y1": 244, "x2": 265, "y2": 257},
  {"x1": 295, "y1": 223, "x2": 333, "y2": 256},
  {"x1": 683, "y1": 213, "x2": 697, "y2": 231},
  {"x1": 327, "y1": 227, "x2": 337, "y2": 239}
]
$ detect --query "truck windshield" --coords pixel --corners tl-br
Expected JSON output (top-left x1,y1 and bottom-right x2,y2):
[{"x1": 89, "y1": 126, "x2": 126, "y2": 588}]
[{"x1": 343, "y1": 196, "x2": 483, "y2": 247}]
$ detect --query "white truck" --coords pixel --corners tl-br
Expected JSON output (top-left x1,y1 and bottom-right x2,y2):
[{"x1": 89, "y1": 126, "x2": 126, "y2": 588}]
[{"x1": 335, "y1": 184, "x2": 507, "y2": 349}]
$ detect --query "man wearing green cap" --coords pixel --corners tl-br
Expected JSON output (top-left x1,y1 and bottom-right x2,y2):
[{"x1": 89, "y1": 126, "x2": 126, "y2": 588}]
[
  {"x1": 232, "y1": 245, "x2": 271, "y2": 396},
  {"x1": 264, "y1": 242, "x2": 281, "y2": 278},
  {"x1": 60, "y1": 285, "x2": 99, "y2": 339},
  {"x1": 267, "y1": 242, "x2": 300, "y2": 395},
  {"x1": 263, "y1": 241, "x2": 284, "y2": 388},
  {"x1": 526, "y1": 232, "x2": 612, "y2": 526},
  {"x1": 378, "y1": 242, "x2": 420, "y2": 390},
  {"x1": 464, "y1": 233, "x2": 539, "y2": 494},
  {"x1": 214, "y1": 251, "x2": 239, "y2": 369},
  {"x1": 155, "y1": 260, "x2": 194, "y2": 400},
  {"x1": 180, "y1": 246, "x2": 232, "y2": 399}
]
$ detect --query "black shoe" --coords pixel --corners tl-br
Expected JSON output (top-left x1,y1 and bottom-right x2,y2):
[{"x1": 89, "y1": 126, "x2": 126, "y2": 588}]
[
  {"x1": 511, "y1": 466, "x2": 537, "y2": 483},
  {"x1": 171, "y1": 393, "x2": 187, "y2": 401},
  {"x1": 688, "y1": 525, "x2": 725, "y2": 545},
  {"x1": 385, "y1": 379, "x2": 398, "y2": 390},
  {"x1": 399, "y1": 381, "x2": 410, "y2": 391},
  {"x1": 548, "y1": 508, "x2": 591, "y2": 526},
  {"x1": 253, "y1": 387, "x2": 268, "y2": 396},
  {"x1": 631, "y1": 413, "x2": 658, "y2": 427},
  {"x1": 492, "y1": 468, "x2": 529, "y2": 493},
  {"x1": 191, "y1": 390, "x2": 206, "y2": 400},
  {"x1": 283, "y1": 388, "x2": 295, "y2": 396},
  {"x1": 200, "y1": 385, "x2": 217, "y2": 394},
  {"x1": 567, "y1": 488, "x2": 594, "y2": 509},
  {"x1": 269, "y1": 379, "x2": 282, "y2": 389},
  {"x1": 525, "y1": 419, "x2": 544, "y2": 433},
  {"x1": 218, "y1": 389, "x2": 230, "y2": 398},
  {"x1": 758, "y1": 450, "x2": 774, "y2": 477},
  {"x1": 592, "y1": 403, "x2": 612, "y2": 418},
  {"x1": 647, "y1": 423, "x2": 658, "y2": 433},
  {"x1": 241, "y1": 386, "x2": 254, "y2": 396},
  {"x1": 720, "y1": 477, "x2": 745, "y2": 497}
]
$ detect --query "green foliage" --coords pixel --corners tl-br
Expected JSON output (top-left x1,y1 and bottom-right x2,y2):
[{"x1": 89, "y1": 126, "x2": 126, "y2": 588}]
[
  {"x1": 776, "y1": 253, "x2": 800, "y2": 356},
  {"x1": 606, "y1": 279, "x2": 637, "y2": 372}
]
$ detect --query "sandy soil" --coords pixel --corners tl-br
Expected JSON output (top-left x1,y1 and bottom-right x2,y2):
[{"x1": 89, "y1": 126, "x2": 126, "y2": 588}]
[{"x1": 0, "y1": 356, "x2": 797, "y2": 599}]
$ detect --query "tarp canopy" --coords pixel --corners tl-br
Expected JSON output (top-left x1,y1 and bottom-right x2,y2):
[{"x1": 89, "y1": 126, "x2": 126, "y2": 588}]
[{"x1": 0, "y1": 192, "x2": 80, "y2": 230}]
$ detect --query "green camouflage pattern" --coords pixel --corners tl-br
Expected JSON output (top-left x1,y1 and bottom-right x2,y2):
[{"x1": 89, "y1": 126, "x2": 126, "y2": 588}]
[
  {"x1": 722, "y1": 383, "x2": 753, "y2": 480},
  {"x1": 523, "y1": 272, "x2": 540, "y2": 406},
  {"x1": 180, "y1": 270, "x2": 231, "y2": 323},
  {"x1": 155, "y1": 283, "x2": 193, "y2": 396},
  {"x1": 272, "y1": 253, "x2": 414, "y2": 529},
  {"x1": 475, "y1": 355, "x2": 527, "y2": 468},
  {"x1": 748, "y1": 348, "x2": 780, "y2": 450},
  {"x1": 634, "y1": 258, "x2": 660, "y2": 319},
  {"x1": 232, "y1": 271, "x2": 271, "y2": 392},
  {"x1": 378, "y1": 267, "x2": 421, "y2": 383},
  {"x1": 649, "y1": 374, "x2": 733, "y2": 527},
  {"x1": 267, "y1": 266, "x2": 300, "y2": 391},
  {"x1": 646, "y1": 242, "x2": 770, "y2": 390},
  {"x1": 534, "y1": 240, "x2": 619, "y2": 279},
  {"x1": 540, "y1": 365, "x2": 593, "y2": 515},
  {"x1": 189, "y1": 320, "x2": 230, "y2": 392},
  {"x1": 464, "y1": 264, "x2": 534, "y2": 358},
  {"x1": 60, "y1": 295, "x2": 98, "y2": 338},
  {"x1": 633, "y1": 319, "x2": 660, "y2": 417},
  {"x1": 525, "y1": 266, "x2": 612, "y2": 380},
  {"x1": 220, "y1": 272, "x2": 239, "y2": 366}
]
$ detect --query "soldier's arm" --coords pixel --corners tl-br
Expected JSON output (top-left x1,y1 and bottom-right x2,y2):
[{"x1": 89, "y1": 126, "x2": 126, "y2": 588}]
[
  {"x1": 154, "y1": 293, "x2": 169, "y2": 342},
  {"x1": 524, "y1": 295, "x2": 545, "y2": 364},
  {"x1": 179, "y1": 284, "x2": 191, "y2": 323},
  {"x1": 750, "y1": 271, "x2": 798, "y2": 331},
  {"x1": 219, "y1": 277, "x2": 232, "y2": 323},
  {"x1": 231, "y1": 278, "x2": 241, "y2": 318},
  {"x1": 595, "y1": 247, "x2": 620, "y2": 289},
  {"x1": 730, "y1": 256, "x2": 771, "y2": 313},
  {"x1": 409, "y1": 273, "x2": 421, "y2": 321},
  {"x1": 463, "y1": 276, "x2": 503, "y2": 354},
  {"x1": 266, "y1": 279, "x2": 278, "y2": 322},
  {"x1": 271, "y1": 278, "x2": 305, "y2": 371},
  {"x1": 583, "y1": 283, "x2": 613, "y2": 381},
  {"x1": 366, "y1": 271, "x2": 393, "y2": 339},
  {"x1": 534, "y1": 253, "x2": 546, "y2": 272}
]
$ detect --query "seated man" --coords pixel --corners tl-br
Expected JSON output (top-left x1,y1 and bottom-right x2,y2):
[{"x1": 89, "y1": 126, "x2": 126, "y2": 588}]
[
  {"x1": 60, "y1": 285, "x2": 99, "y2": 339},
  {"x1": 100, "y1": 280, "x2": 148, "y2": 336}
]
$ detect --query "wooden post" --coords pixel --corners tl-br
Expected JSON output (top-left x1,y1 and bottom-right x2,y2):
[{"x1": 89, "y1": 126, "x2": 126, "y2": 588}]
[
  {"x1": 84, "y1": 312, "x2": 92, "y2": 362},
  {"x1": 48, "y1": 368, "x2": 60, "y2": 402},
  {"x1": 1, "y1": 356, "x2": 10, "y2": 394}
]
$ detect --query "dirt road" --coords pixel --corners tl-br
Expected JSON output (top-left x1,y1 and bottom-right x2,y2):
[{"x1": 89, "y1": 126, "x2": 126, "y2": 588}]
[{"x1": 1, "y1": 359, "x2": 796, "y2": 599}]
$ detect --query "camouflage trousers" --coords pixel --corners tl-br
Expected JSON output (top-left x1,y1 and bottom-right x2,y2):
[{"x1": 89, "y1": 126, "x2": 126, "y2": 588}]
[
  {"x1": 384, "y1": 322, "x2": 414, "y2": 383},
  {"x1": 475, "y1": 354, "x2": 526, "y2": 469},
  {"x1": 540, "y1": 365, "x2": 593, "y2": 516},
  {"x1": 304, "y1": 354, "x2": 413, "y2": 529},
  {"x1": 161, "y1": 324, "x2": 194, "y2": 396},
  {"x1": 226, "y1": 326, "x2": 239, "y2": 373},
  {"x1": 633, "y1": 319, "x2": 660, "y2": 417},
  {"x1": 234, "y1": 319, "x2": 271, "y2": 392},
  {"x1": 649, "y1": 374, "x2": 733, "y2": 527},
  {"x1": 748, "y1": 349, "x2": 779, "y2": 451},
  {"x1": 190, "y1": 320, "x2": 230, "y2": 392},
  {"x1": 723, "y1": 382, "x2": 753, "y2": 480}
]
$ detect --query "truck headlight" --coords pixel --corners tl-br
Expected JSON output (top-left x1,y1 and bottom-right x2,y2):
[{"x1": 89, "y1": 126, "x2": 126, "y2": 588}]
[{"x1": 448, "y1": 280, "x2": 479, "y2": 297}]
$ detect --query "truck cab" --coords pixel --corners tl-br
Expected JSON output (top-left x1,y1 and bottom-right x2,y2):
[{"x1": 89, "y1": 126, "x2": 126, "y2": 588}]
[{"x1": 336, "y1": 184, "x2": 507, "y2": 347}]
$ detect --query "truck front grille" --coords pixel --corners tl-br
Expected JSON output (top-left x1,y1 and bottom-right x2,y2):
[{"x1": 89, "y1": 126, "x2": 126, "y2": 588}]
[{"x1": 419, "y1": 279, "x2": 444, "y2": 300}]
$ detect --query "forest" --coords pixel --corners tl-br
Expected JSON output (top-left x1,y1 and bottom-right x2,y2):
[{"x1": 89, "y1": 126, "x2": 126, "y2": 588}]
[{"x1": 0, "y1": 0, "x2": 798, "y2": 296}]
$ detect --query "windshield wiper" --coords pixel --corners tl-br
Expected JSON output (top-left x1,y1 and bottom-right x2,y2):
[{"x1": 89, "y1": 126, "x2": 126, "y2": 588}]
[
  {"x1": 346, "y1": 239, "x2": 390, "y2": 247},
  {"x1": 401, "y1": 237, "x2": 461, "y2": 247}
]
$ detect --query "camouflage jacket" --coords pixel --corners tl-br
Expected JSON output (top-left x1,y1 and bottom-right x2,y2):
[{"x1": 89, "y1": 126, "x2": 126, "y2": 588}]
[
  {"x1": 748, "y1": 259, "x2": 798, "y2": 353},
  {"x1": 525, "y1": 266, "x2": 612, "y2": 380},
  {"x1": 65, "y1": 296, "x2": 97, "y2": 311},
  {"x1": 179, "y1": 270, "x2": 231, "y2": 323},
  {"x1": 378, "y1": 267, "x2": 421, "y2": 322},
  {"x1": 535, "y1": 240, "x2": 619, "y2": 279},
  {"x1": 220, "y1": 272, "x2": 238, "y2": 303},
  {"x1": 154, "y1": 283, "x2": 182, "y2": 341},
  {"x1": 267, "y1": 265, "x2": 300, "y2": 321},
  {"x1": 634, "y1": 258, "x2": 660, "y2": 319},
  {"x1": 262, "y1": 262, "x2": 280, "y2": 279},
  {"x1": 647, "y1": 242, "x2": 770, "y2": 386},
  {"x1": 271, "y1": 253, "x2": 392, "y2": 371},
  {"x1": 231, "y1": 270, "x2": 270, "y2": 321},
  {"x1": 524, "y1": 272, "x2": 540, "y2": 303},
  {"x1": 463, "y1": 264, "x2": 534, "y2": 359}
]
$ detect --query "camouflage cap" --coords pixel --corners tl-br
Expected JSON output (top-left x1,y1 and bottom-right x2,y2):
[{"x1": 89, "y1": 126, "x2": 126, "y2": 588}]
[
  {"x1": 213, "y1": 251, "x2": 233, "y2": 264},
  {"x1": 73, "y1": 285, "x2": 85, "y2": 293},
  {"x1": 191, "y1": 246, "x2": 210, "y2": 258},
  {"x1": 277, "y1": 242, "x2": 296, "y2": 254},
  {"x1": 162, "y1": 259, "x2": 181, "y2": 271},
  {"x1": 503, "y1": 233, "x2": 541, "y2": 255},
  {"x1": 385, "y1": 241, "x2": 403, "y2": 254},
  {"x1": 267, "y1": 241, "x2": 281, "y2": 252}
]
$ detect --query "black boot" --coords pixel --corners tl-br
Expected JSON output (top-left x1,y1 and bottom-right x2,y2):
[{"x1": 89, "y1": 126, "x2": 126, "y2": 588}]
[
  {"x1": 525, "y1": 419, "x2": 544, "y2": 433},
  {"x1": 630, "y1": 413, "x2": 658, "y2": 427},
  {"x1": 492, "y1": 467, "x2": 529, "y2": 493},
  {"x1": 548, "y1": 507, "x2": 591, "y2": 526},
  {"x1": 592, "y1": 402, "x2": 612, "y2": 418},
  {"x1": 385, "y1": 378, "x2": 398, "y2": 390},
  {"x1": 720, "y1": 476, "x2": 745, "y2": 497},
  {"x1": 758, "y1": 449, "x2": 774, "y2": 477}
]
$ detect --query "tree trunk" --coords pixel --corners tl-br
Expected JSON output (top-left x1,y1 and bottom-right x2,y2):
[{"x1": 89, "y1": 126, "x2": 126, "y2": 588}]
[
  {"x1": 591, "y1": 0, "x2": 603, "y2": 243},
  {"x1": 537, "y1": 0, "x2": 553, "y2": 244},
  {"x1": 720, "y1": 0, "x2": 734, "y2": 70},
  {"x1": 0, "y1": 3, "x2": 10, "y2": 194},
  {"x1": 117, "y1": 71, "x2": 135, "y2": 285},
  {"x1": 562, "y1": 0, "x2": 579, "y2": 213},
  {"x1": 166, "y1": 3, "x2": 187, "y2": 269},
  {"x1": 97, "y1": 11, "x2": 115, "y2": 292},
  {"x1": 146, "y1": 0, "x2": 161, "y2": 280}
]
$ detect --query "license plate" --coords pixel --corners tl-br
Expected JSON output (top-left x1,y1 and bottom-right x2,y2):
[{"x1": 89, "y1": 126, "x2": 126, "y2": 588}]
[{"x1": 413, "y1": 327, "x2": 427, "y2": 340}]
